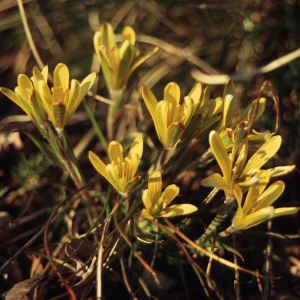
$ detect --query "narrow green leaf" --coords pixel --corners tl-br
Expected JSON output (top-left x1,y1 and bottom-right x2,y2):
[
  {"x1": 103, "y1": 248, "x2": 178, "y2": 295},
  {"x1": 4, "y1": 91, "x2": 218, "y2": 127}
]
[{"x1": 25, "y1": 132, "x2": 66, "y2": 170}]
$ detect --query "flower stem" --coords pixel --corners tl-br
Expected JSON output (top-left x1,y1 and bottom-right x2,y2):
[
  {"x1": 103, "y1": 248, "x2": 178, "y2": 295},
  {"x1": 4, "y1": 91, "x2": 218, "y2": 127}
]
[{"x1": 197, "y1": 196, "x2": 235, "y2": 246}]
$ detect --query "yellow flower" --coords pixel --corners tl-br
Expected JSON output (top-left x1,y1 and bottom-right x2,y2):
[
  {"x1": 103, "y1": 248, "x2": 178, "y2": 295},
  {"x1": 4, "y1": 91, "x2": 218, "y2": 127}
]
[
  {"x1": 0, "y1": 64, "x2": 96, "y2": 135},
  {"x1": 89, "y1": 136, "x2": 143, "y2": 195},
  {"x1": 232, "y1": 170, "x2": 299, "y2": 230},
  {"x1": 94, "y1": 22, "x2": 157, "y2": 91},
  {"x1": 142, "y1": 82, "x2": 203, "y2": 148},
  {"x1": 1, "y1": 70, "x2": 48, "y2": 126},
  {"x1": 32, "y1": 64, "x2": 96, "y2": 134},
  {"x1": 201, "y1": 129, "x2": 295, "y2": 197},
  {"x1": 141, "y1": 171, "x2": 197, "y2": 219}
]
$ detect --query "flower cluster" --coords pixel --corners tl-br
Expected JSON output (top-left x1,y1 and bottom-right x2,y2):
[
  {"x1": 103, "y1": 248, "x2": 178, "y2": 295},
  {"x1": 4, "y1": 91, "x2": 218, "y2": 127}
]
[
  {"x1": 94, "y1": 22, "x2": 157, "y2": 92},
  {"x1": 142, "y1": 82, "x2": 222, "y2": 148},
  {"x1": 201, "y1": 128, "x2": 298, "y2": 230},
  {"x1": 0, "y1": 63, "x2": 96, "y2": 135}
]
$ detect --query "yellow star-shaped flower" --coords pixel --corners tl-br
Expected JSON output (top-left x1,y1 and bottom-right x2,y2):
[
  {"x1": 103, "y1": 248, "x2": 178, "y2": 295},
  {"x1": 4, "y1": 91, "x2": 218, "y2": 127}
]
[
  {"x1": 141, "y1": 170, "x2": 197, "y2": 219},
  {"x1": 89, "y1": 136, "x2": 143, "y2": 195}
]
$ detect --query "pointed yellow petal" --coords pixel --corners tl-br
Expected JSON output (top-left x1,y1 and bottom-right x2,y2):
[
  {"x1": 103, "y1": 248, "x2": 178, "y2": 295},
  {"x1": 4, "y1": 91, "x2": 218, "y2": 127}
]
[
  {"x1": 101, "y1": 22, "x2": 116, "y2": 53},
  {"x1": 108, "y1": 141, "x2": 123, "y2": 167},
  {"x1": 254, "y1": 180, "x2": 285, "y2": 211},
  {"x1": 2, "y1": 87, "x2": 34, "y2": 119},
  {"x1": 142, "y1": 189, "x2": 151, "y2": 211},
  {"x1": 159, "y1": 204, "x2": 197, "y2": 218},
  {"x1": 65, "y1": 79, "x2": 80, "y2": 123},
  {"x1": 99, "y1": 46, "x2": 114, "y2": 89},
  {"x1": 243, "y1": 135, "x2": 282, "y2": 176},
  {"x1": 209, "y1": 131, "x2": 231, "y2": 185},
  {"x1": 122, "y1": 26, "x2": 135, "y2": 45},
  {"x1": 117, "y1": 41, "x2": 134, "y2": 88},
  {"x1": 53, "y1": 63, "x2": 69, "y2": 91},
  {"x1": 148, "y1": 171, "x2": 162, "y2": 204},
  {"x1": 106, "y1": 164, "x2": 123, "y2": 192},
  {"x1": 241, "y1": 171, "x2": 269, "y2": 215},
  {"x1": 223, "y1": 79, "x2": 235, "y2": 100},
  {"x1": 201, "y1": 173, "x2": 228, "y2": 189},
  {"x1": 127, "y1": 47, "x2": 158, "y2": 79},
  {"x1": 36, "y1": 79, "x2": 52, "y2": 117},
  {"x1": 65, "y1": 72, "x2": 96, "y2": 124},
  {"x1": 182, "y1": 96, "x2": 195, "y2": 125},
  {"x1": 141, "y1": 208, "x2": 155, "y2": 220},
  {"x1": 89, "y1": 151, "x2": 111, "y2": 185},
  {"x1": 18, "y1": 74, "x2": 33, "y2": 93},
  {"x1": 219, "y1": 94, "x2": 234, "y2": 132},
  {"x1": 128, "y1": 135, "x2": 143, "y2": 159},
  {"x1": 273, "y1": 207, "x2": 299, "y2": 218},
  {"x1": 268, "y1": 165, "x2": 295, "y2": 177},
  {"x1": 164, "y1": 82, "x2": 180, "y2": 107},
  {"x1": 142, "y1": 85, "x2": 159, "y2": 133},
  {"x1": 41, "y1": 65, "x2": 48, "y2": 81},
  {"x1": 93, "y1": 31, "x2": 102, "y2": 58},
  {"x1": 188, "y1": 83, "x2": 202, "y2": 104},
  {"x1": 161, "y1": 184, "x2": 180, "y2": 206},
  {"x1": 233, "y1": 184, "x2": 243, "y2": 206},
  {"x1": 233, "y1": 206, "x2": 275, "y2": 230},
  {"x1": 156, "y1": 100, "x2": 169, "y2": 147},
  {"x1": 78, "y1": 72, "x2": 96, "y2": 102}
]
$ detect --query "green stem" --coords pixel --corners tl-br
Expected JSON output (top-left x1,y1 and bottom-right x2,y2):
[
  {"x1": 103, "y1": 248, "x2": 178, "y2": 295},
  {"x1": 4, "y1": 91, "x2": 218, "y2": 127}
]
[
  {"x1": 197, "y1": 196, "x2": 235, "y2": 246},
  {"x1": 107, "y1": 89, "x2": 124, "y2": 141},
  {"x1": 83, "y1": 100, "x2": 108, "y2": 149},
  {"x1": 55, "y1": 132, "x2": 90, "y2": 201}
]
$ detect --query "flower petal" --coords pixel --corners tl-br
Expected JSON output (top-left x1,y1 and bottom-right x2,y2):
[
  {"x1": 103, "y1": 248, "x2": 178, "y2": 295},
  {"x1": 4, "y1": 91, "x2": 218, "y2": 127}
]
[
  {"x1": 254, "y1": 180, "x2": 285, "y2": 211},
  {"x1": 273, "y1": 207, "x2": 299, "y2": 218},
  {"x1": 233, "y1": 206, "x2": 275, "y2": 230},
  {"x1": 108, "y1": 141, "x2": 123, "y2": 165},
  {"x1": 106, "y1": 163, "x2": 123, "y2": 192},
  {"x1": 65, "y1": 79, "x2": 80, "y2": 124},
  {"x1": 142, "y1": 85, "x2": 159, "y2": 134},
  {"x1": 268, "y1": 165, "x2": 295, "y2": 177},
  {"x1": 128, "y1": 135, "x2": 143, "y2": 159},
  {"x1": 1, "y1": 87, "x2": 33, "y2": 118},
  {"x1": 142, "y1": 189, "x2": 151, "y2": 211},
  {"x1": 147, "y1": 171, "x2": 162, "y2": 205},
  {"x1": 188, "y1": 83, "x2": 202, "y2": 104},
  {"x1": 164, "y1": 82, "x2": 180, "y2": 107},
  {"x1": 201, "y1": 173, "x2": 228, "y2": 189},
  {"x1": 127, "y1": 47, "x2": 158, "y2": 79},
  {"x1": 158, "y1": 204, "x2": 197, "y2": 218},
  {"x1": 156, "y1": 100, "x2": 169, "y2": 147},
  {"x1": 242, "y1": 135, "x2": 282, "y2": 176},
  {"x1": 141, "y1": 208, "x2": 155, "y2": 220},
  {"x1": 161, "y1": 184, "x2": 180, "y2": 206},
  {"x1": 122, "y1": 26, "x2": 135, "y2": 45},
  {"x1": 209, "y1": 131, "x2": 231, "y2": 185},
  {"x1": 101, "y1": 22, "x2": 116, "y2": 54},
  {"x1": 53, "y1": 63, "x2": 69, "y2": 91},
  {"x1": 89, "y1": 151, "x2": 111, "y2": 185}
]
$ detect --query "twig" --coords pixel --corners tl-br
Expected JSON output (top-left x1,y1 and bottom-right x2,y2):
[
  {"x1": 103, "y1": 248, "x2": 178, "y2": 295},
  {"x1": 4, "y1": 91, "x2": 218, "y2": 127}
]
[
  {"x1": 164, "y1": 219, "x2": 266, "y2": 279},
  {"x1": 17, "y1": 0, "x2": 45, "y2": 71},
  {"x1": 44, "y1": 191, "x2": 78, "y2": 300},
  {"x1": 191, "y1": 48, "x2": 300, "y2": 84},
  {"x1": 0, "y1": 187, "x2": 85, "y2": 274}
]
